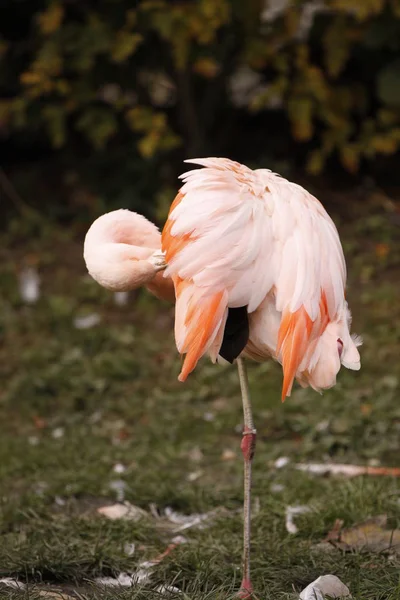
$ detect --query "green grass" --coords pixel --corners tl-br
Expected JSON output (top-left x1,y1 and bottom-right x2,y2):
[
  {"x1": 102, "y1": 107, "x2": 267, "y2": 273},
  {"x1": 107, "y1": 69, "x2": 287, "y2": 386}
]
[{"x1": 0, "y1": 200, "x2": 399, "y2": 599}]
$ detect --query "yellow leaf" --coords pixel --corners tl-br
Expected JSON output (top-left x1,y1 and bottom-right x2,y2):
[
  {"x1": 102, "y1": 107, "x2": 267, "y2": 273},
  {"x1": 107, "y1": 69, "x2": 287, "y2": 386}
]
[
  {"x1": 307, "y1": 150, "x2": 324, "y2": 175},
  {"x1": 340, "y1": 144, "x2": 359, "y2": 173},
  {"x1": 125, "y1": 107, "x2": 153, "y2": 132},
  {"x1": 20, "y1": 71, "x2": 44, "y2": 86},
  {"x1": 372, "y1": 134, "x2": 398, "y2": 154},
  {"x1": 193, "y1": 58, "x2": 220, "y2": 78},
  {"x1": 288, "y1": 97, "x2": 314, "y2": 141},
  {"x1": 330, "y1": 0, "x2": 385, "y2": 19},
  {"x1": 138, "y1": 131, "x2": 160, "y2": 158},
  {"x1": 323, "y1": 17, "x2": 350, "y2": 78},
  {"x1": 111, "y1": 32, "x2": 143, "y2": 63},
  {"x1": 37, "y1": 2, "x2": 64, "y2": 35}
]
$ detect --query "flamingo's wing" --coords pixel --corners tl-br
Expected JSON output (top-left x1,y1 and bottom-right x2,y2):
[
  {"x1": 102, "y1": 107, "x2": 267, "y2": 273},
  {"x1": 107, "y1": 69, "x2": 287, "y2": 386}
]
[
  {"x1": 162, "y1": 158, "x2": 275, "y2": 380},
  {"x1": 162, "y1": 158, "x2": 357, "y2": 396}
]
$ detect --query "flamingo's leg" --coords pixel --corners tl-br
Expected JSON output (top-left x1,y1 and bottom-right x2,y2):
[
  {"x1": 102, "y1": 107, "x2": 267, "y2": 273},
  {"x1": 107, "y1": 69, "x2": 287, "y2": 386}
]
[{"x1": 236, "y1": 357, "x2": 257, "y2": 599}]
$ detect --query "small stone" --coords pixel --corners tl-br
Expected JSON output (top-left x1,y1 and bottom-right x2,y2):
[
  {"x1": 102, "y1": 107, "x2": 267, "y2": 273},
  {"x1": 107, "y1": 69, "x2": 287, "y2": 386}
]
[
  {"x1": 300, "y1": 575, "x2": 352, "y2": 599},
  {"x1": 203, "y1": 412, "x2": 215, "y2": 422}
]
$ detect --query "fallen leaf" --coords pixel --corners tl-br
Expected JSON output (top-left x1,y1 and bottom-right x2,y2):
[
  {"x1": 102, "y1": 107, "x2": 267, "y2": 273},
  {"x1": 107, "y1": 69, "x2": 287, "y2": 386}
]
[
  {"x1": 0, "y1": 578, "x2": 25, "y2": 589},
  {"x1": 335, "y1": 515, "x2": 400, "y2": 554},
  {"x1": 38, "y1": 590, "x2": 75, "y2": 599},
  {"x1": 300, "y1": 575, "x2": 352, "y2": 599},
  {"x1": 285, "y1": 505, "x2": 311, "y2": 534},
  {"x1": 294, "y1": 463, "x2": 400, "y2": 477},
  {"x1": 375, "y1": 243, "x2": 389, "y2": 259},
  {"x1": 360, "y1": 403, "x2": 372, "y2": 416},
  {"x1": 324, "y1": 519, "x2": 345, "y2": 543},
  {"x1": 97, "y1": 502, "x2": 147, "y2": 521},
  {"x1": 33, "y1": 416, "x2": 47, "y2": 429}
]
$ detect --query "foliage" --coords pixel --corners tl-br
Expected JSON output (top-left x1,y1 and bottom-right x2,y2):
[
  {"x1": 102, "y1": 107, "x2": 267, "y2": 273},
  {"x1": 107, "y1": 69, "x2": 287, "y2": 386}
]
[{"x1": 0, "y1": 0, "x2": 400, "y2": 211}]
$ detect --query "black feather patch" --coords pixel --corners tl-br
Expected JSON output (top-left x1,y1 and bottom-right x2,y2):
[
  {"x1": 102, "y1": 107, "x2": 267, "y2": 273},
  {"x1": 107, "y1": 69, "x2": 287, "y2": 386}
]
[{"x1": 219, "y1": 306, "x2": 249, "y2": 363}]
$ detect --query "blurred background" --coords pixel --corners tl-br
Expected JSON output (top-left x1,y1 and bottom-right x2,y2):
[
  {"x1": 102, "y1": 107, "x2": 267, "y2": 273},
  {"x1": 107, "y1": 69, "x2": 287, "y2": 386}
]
[
  {"x1": 1, "y1": 0, "x2": 400, "y2": 224},
  {"x1": 0, "y1": 2, "x2": 400, "y2": 598}
]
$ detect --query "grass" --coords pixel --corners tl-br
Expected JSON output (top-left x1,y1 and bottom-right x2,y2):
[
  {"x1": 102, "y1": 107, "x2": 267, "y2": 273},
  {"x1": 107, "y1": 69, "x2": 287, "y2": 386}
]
[{"x1": 0, "y1": 195, "x2": 399, "y2": 599}]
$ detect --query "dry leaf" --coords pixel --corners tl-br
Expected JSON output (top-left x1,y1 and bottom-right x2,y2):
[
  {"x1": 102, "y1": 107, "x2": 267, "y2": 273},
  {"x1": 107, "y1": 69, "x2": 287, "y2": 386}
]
[
  {"x1": 336, "y1": 515, "x2": 400, "y2": 554},
  {"x1": 324, "y1": 519, "x2": 344, "y2": 543},
  {"x1": 294, "y1": 463, "x2": 400, "y2": 477},
  {"x1": 0, "y1": 578, "x2": 25, "y2": 589},
  {"x1": 38, "y1": 591, "x2": 75, "y2": 600}
]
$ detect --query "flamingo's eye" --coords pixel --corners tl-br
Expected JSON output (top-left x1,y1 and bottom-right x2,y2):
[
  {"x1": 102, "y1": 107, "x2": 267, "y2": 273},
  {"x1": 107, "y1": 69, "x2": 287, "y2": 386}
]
[{"x1": 337, "y1": 338, "x2": 344, "y2": 358}]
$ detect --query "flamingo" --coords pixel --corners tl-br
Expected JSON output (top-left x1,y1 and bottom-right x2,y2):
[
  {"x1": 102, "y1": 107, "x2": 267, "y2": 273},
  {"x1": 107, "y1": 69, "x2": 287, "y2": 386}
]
[{"x1": 84, "y1": 157, "x2": 361, "y2": 598}]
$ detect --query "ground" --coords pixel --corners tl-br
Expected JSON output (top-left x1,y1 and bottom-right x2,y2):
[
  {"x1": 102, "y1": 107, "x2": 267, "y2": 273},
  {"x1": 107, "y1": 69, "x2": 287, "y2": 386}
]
[{"x1": 0, "y1": 189, "x2": 399, "y2": 599}]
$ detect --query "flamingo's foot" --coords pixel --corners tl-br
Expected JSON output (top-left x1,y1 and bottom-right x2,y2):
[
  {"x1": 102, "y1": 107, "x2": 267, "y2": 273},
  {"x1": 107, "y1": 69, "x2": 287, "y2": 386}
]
[
  {"x1": 148, "y1": 250, "x2": 167, "y2": 272},
  {"x1": 237, "y1": 577, "x2": 253, "y2": 599}
]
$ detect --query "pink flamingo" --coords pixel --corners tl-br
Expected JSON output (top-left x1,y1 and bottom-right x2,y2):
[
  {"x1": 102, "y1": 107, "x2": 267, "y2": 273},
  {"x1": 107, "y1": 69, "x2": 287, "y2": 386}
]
[{"x1": 84, "y1": 158, "x2": 361, "y2": 598}]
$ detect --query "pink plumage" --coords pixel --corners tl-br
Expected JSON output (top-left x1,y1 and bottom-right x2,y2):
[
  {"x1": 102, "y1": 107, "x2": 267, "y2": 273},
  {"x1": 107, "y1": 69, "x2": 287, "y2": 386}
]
[{"x1": 162, "y1": 157, "x2": 361, "y2": 400}]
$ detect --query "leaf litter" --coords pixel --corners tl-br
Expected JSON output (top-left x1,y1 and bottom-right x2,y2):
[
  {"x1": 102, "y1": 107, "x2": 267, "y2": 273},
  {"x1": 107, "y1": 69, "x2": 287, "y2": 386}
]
[
  {"x1": 95, "y1": 500, "x2": 230, "y2": 591},
  {"x1": 95, "y1": 536, "x2": 186, "y2": 592},
  {"x1": 273, "y1": 458, "x2": 400, "y2": 477},
  {"x1": 324, "y1": 515, "x2": 400, "y2": 554}
]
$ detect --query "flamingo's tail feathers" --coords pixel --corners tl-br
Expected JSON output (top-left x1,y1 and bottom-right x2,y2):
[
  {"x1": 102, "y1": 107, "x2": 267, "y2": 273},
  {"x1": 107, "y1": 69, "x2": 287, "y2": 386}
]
[{"x1": 277, "y1": 307, "x2": 313, "y2": 401}]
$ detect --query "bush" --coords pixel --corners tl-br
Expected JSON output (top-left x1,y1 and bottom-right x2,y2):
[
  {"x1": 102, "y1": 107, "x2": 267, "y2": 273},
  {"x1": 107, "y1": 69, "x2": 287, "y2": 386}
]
[{"x1": 1, "y1": 0, "x2": 399, "y2": 213}]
